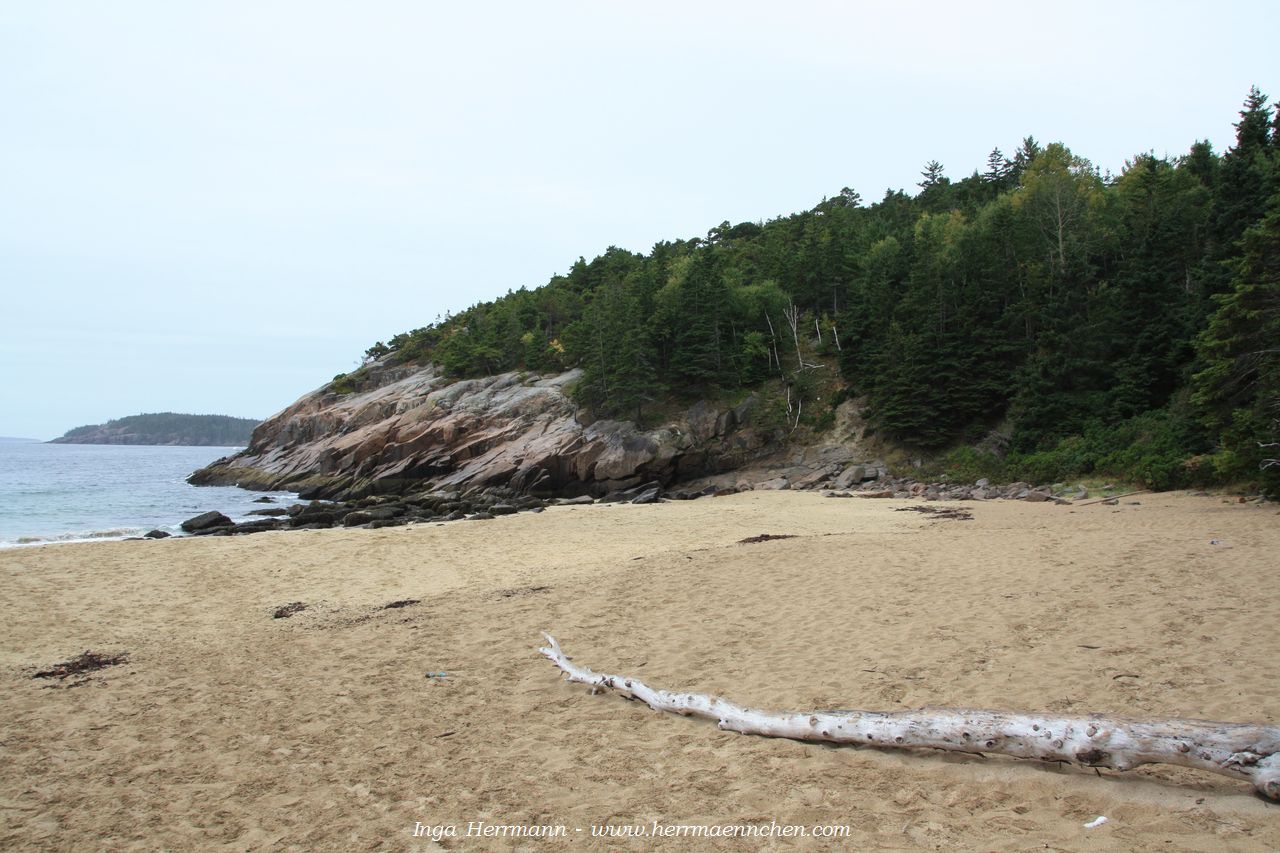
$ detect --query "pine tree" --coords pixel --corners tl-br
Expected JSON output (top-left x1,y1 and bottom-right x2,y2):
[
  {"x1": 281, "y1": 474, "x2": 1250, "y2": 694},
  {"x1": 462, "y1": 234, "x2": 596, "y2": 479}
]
[
  {"x1": 1183, "y1": 140, "x2": 1218, "y2": 190},
  {"x1": 919, "y1": 160, "x2": 947, "y2": 190},
  {"x1": 1193, "y1": 196, "x2": 1280, "y2": 494},
  {"x1": 670, "y1": 250, "x2": 728, "y2": 391},
  {"x1": 1008, "y1": 136, "x2": 1042, "y2": 184},
  {"x1": 1205, "y1": 88, "x2": 1279, "y2": 296},
  {"x1": 983, "y1": 147, "x2": 1013, "y2": 193},
  {"x1": 917, "y1": 161, "x2": 954, "y2": 213},
  {"x1": 610, "y1": 288, "x2": 660, "y2": 421},
  {"x1": 1235, "y1": 86, "x2": 1271, "y2": 152},
  {"x1": 1100, "y1": 154, "x2": 1210, "y2": 416}
]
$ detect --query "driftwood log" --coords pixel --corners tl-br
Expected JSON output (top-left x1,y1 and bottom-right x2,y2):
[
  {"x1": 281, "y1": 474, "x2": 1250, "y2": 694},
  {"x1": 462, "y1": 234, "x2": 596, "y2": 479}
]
[{"x1": 539, "y1": 633, "x2": 1280, "y2": 800}]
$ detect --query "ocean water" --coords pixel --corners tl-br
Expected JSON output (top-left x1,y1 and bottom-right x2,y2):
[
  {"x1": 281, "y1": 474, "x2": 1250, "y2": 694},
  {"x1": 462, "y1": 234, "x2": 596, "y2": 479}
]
[{"x1": 0, "y1": 441, "x2": 296, "y2": 547}]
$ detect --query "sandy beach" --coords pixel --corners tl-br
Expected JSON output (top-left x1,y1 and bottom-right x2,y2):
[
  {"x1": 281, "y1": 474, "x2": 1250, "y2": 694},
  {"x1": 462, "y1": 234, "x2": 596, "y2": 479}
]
[{"x1": 3, "y1": 491, "x2": 1279, "y2": 850}]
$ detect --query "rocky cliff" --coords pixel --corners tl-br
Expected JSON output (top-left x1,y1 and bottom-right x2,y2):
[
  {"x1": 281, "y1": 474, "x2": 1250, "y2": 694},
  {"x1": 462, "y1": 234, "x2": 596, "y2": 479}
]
[{"x1": 188, "y1": 363, "x2": 805, "y2": 500}]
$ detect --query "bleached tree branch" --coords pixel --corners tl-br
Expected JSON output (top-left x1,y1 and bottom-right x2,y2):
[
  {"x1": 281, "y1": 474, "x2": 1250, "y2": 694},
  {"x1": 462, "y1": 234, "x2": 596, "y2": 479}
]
[{"x1": 539, "y1": 633, "x2": 1280, "y2": 800}]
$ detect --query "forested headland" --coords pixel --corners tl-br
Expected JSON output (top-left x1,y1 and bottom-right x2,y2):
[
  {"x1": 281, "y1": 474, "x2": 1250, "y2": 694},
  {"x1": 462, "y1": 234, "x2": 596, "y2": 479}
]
[
  {"x1": 339, "y1": 89, "x2": 1280, "y2": 496},
  {"x1": 51, "y1": 413, "x2": 260, "y2": 446}
]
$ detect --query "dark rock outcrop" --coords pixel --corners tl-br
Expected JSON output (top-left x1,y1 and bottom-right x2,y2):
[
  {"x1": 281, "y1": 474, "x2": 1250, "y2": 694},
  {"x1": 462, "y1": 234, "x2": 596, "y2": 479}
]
[
  {"x1": 180, "y1": 511, "x2": 233, "y2": 533},
  {"x1": 229, "y1": 519, "x2": 284, "y2": 535}
]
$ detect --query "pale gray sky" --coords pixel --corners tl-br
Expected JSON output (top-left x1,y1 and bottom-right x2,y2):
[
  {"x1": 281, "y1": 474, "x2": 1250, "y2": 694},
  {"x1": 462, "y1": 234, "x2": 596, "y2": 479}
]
[{"x1": 1, "y1": 1, "x2": 1275, "y2": 439}]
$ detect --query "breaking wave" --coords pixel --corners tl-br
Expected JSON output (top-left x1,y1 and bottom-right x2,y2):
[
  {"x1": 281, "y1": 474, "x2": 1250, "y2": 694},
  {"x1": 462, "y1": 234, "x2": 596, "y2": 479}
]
[{"x1": 3, "y1": 527, "x2": 154, "y2": 548}]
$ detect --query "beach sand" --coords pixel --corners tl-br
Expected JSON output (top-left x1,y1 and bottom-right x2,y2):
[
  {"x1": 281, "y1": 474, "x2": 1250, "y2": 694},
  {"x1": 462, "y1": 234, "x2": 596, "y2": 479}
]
[{"x1": 2, "y1": 491, "x2": 1279, "y2": 850}]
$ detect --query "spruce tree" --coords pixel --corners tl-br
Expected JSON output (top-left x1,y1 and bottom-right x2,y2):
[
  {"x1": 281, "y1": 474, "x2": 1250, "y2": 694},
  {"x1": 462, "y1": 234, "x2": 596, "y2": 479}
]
[
  {"x1": 1205, "y1": 87, "x2": 1279, "y2": 296},
  {"x1": 670, "y1": 250, "x2": 727, "y2": 392},
  {"x1": 1193, "y1": 196, "x2": 1280, "y2": 494}
]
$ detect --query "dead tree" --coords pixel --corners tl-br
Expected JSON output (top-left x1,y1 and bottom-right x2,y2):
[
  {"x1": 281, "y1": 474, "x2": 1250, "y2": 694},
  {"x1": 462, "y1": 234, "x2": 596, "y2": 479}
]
[
  {"x1": 539, "y1": 634, "x2": 1280, "y2": 800},
  {"x1": 782, "y1": 302, "x2": 819, "y2": 369},
  {"x1": 1260, "y1": 440, "x2": 1278, "y2": 471},
  {"x1": 763, "y1": 313, "x2": 785, "y2": 379},
  {"x1": 830, "y1": 286, "x2": 842, "y2": 351}
]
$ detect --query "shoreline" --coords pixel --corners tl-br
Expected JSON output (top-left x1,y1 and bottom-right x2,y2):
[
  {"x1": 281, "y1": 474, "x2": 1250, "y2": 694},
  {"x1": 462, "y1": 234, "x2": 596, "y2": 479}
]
[
  {"x1": 4, "y1": 492, "x2": 1279, "y2": 849},
  {"x1": 7, "y1": 475, "x2": 1270, "y2": 552},
  {"x1": 0, "y1": 442, "x2": 286, "y2": 550}
]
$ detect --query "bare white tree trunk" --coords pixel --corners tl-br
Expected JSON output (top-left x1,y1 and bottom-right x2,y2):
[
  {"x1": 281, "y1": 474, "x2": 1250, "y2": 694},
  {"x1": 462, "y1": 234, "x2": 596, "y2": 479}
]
[
  {"x1": 782, "y1": 302, "x2": 813, "y2": 369},
  {"x1": 763, "y1": 313, "x2": 784, "y2": 377},
  {"x1": 1259, "y1": 440, "x2": 1279, "y2": 470},
  {"x1": 539, "y1": 634, "x2": 1280, "y2": 800},
  {"x1": 830, "y1": 289, "x2": 842, "y2": 351}
]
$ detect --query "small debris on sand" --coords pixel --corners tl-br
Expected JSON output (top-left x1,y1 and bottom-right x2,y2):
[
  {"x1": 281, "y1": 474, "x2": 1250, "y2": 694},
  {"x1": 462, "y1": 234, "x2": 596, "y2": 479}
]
[
  {"x1": 34, "y1": 650, "x2": 129, "y2": 680},
  {"x1": 895, "y1": 506, "x2": 973, "y2": 521},
  {"x1": 272, "y1": 602, "x2": 308, "y2": 619},
  {"x1": 737, "y1": 534, "x2": 798, "y2": 544},
  {"x1": 498, "y1": 586, "x2": 551, "y2": 598}
]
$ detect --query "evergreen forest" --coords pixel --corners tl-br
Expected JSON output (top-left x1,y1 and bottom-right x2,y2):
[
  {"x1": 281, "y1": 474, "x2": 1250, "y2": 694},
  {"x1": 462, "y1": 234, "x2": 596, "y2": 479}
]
[
  {"x1": 52, "y1": 413, "x2": 260, "y2": 446},
  {"x1": 345, "y1": 89, "x2": 1280, "y2": 495}
]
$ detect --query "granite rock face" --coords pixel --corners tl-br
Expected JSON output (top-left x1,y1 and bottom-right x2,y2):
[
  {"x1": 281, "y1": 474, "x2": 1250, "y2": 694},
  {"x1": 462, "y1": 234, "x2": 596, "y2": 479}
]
[
  {"x1": 189, "y1": 364, "x2": 772, "y2": 500},
  {"x1": 182, "y1": 360, "x2": 1088, "y2": 529}
]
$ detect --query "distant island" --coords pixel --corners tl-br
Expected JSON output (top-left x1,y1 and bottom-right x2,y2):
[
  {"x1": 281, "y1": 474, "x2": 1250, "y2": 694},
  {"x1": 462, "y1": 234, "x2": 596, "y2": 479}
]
[{"x1": 50, "y1": 413, "x2": 260, "y2": 446}]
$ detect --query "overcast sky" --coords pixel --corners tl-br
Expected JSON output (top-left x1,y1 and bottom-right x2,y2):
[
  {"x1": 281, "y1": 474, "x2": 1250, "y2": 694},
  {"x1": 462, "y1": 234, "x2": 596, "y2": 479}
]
[{"x1": 1, "y1": 1, "x2": 1275, "y2": 439}]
